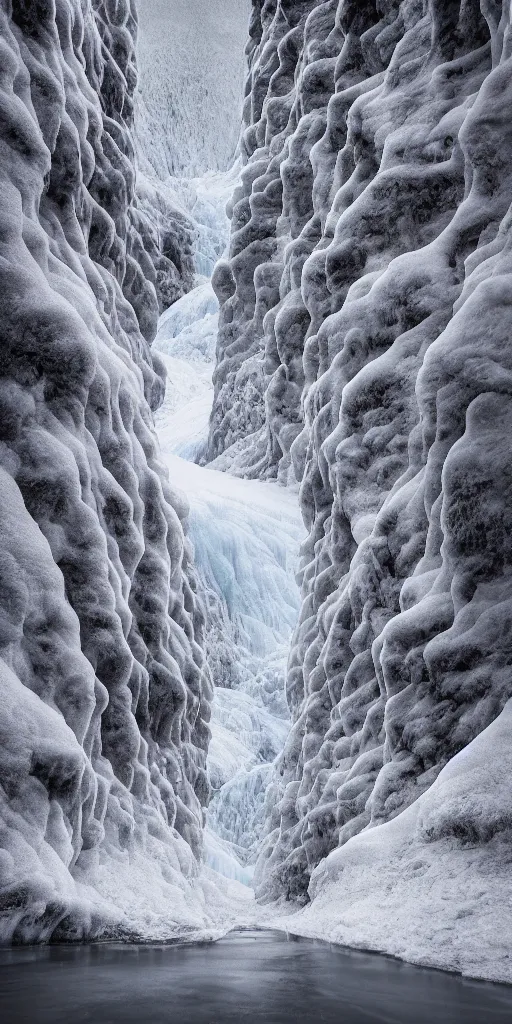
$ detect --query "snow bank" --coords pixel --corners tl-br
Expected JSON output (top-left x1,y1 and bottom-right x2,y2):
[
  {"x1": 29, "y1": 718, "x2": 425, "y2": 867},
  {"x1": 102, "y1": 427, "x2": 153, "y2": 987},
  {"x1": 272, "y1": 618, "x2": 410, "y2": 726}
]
[{"x1": 273, "y1": 698, "x2": 512, "y2": 984}]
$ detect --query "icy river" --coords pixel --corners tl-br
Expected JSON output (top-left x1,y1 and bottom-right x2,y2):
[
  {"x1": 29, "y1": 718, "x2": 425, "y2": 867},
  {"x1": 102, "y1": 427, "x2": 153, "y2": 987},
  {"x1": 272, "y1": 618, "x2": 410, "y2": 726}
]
[{"x1": 2, "y1": 930, "x2": 512, "y2": 1024}]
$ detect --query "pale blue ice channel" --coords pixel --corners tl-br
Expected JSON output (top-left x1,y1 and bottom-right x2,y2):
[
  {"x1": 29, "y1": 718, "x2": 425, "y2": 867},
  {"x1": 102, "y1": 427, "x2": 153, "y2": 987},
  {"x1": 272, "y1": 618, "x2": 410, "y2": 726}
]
[{"x1": 153, "y1": 172, "x2": 305, "y2": 886}]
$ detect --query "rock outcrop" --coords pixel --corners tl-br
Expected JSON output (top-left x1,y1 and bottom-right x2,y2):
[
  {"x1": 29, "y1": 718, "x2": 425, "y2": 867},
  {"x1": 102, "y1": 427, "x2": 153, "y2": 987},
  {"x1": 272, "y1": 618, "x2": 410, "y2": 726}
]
[
  {"x1": 207, "y1": 0, "x2": 512, "y2": 908},
  {"x1": 0, "y1": 0, "x2": 211, "y2": 942}
]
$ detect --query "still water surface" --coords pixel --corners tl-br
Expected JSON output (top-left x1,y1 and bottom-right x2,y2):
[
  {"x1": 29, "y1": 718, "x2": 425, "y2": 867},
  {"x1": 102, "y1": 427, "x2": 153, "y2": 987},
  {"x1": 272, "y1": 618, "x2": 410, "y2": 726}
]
[{"x1": 1, "y1": 929, "x2": 511, "y2": 1023}]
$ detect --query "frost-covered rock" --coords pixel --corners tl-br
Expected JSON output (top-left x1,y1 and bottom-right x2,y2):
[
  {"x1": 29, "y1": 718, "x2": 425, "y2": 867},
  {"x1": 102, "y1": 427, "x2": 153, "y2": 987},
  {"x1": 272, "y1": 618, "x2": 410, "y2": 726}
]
[
  {"x1": 0, "y1": 0, "x2": 212, "y2": 943},
  {"x1": 133, "y1": 173, "x2": 195, "y2": 310},
  {"x1": 208, "y1": 0, "x2": 512, "y2": 954}
]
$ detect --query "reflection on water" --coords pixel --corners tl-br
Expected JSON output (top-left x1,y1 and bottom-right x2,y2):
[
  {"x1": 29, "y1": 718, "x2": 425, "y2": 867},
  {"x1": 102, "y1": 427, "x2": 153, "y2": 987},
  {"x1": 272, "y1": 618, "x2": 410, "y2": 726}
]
[{"x1": 1, "y1": 929, "x2": 511, "y2": 1024}]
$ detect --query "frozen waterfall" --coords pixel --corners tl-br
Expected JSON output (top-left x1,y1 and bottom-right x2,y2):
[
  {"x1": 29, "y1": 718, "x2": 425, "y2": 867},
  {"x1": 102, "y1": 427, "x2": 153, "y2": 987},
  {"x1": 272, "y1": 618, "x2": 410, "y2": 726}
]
[
  {"x1": 134, "y1": 0, "x2": 304, "y2": 895},
  {"x1": 152, "y1": 183, "x2": 305, "y2": 886}
]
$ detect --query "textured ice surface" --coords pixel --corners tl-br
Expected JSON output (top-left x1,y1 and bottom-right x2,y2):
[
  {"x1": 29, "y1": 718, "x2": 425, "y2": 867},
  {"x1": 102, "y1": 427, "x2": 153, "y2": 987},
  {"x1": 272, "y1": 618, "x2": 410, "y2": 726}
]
[
  {"x1": 206, "y1": 0, "x2": 512, "y2": 980},
  {"x1": 136, "y1": 0, "x2": 251, "y2": 178},
  {"x1": 152, "y1": 451, "x2": 304, "y2": 876},
  {"x1": 0, "y1": 0, "x2": 217, "y2": 943},
  {"x1": 158, "y1": 283, "x2": 219, "y2": 352},
  {"x1": 138, "y1": 167, "x2": 240, "y2": 280},
  {"x1": 271, "y1": 699, "x2": 512, "y2": 983}
]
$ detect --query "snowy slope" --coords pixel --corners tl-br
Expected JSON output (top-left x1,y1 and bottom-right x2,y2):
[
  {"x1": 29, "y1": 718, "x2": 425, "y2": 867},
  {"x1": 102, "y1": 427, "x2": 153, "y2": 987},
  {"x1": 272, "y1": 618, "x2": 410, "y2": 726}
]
[{"x1": 272, "y1": 698, "x2": 512, "y2": 984}]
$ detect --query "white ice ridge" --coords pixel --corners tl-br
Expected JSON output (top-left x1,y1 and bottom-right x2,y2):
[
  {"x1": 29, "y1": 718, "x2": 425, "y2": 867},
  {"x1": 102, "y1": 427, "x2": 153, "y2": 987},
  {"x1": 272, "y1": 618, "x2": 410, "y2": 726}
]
[{"x1": 205, "y1": 0, "x2": 512, "y2": 983}]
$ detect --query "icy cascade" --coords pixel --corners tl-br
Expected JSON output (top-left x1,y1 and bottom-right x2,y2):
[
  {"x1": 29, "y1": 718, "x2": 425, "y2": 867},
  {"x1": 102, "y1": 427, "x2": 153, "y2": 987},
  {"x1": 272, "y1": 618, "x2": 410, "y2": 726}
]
[
  {"x1": 152, "y1": 170, "x2": 242, "y2": 463},
  {"x1": 135, "y1": 4, "x2": 306, "y2": 891},
  {"x1": 154, "y1": 303, "x2": 304, "y2": 882},
  {"x1": 134, "y1": 0, "x2": 250, "y2": 465},
  {"x1": 163, "y1": 458, "x2": 304, "y2": 884},
  {"x1": 143, "y1": 122, "x2": 305, "y2": 882},
  {"x1": 0, "y1": 0, "x2": 218, "y2": 943},
  {"x1": 206, "y1": 0, "x2": 512, "y2": 980},
  {"x1": 135, "y1": 0, "x2": 252, "y2": 179}
]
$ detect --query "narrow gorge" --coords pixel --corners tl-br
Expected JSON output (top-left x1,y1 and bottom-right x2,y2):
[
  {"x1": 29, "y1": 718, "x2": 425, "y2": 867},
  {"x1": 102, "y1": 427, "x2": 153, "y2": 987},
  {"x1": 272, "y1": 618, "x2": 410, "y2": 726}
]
[{"x1": 1, "y1": 0, "x2": 512, "y2": 995}]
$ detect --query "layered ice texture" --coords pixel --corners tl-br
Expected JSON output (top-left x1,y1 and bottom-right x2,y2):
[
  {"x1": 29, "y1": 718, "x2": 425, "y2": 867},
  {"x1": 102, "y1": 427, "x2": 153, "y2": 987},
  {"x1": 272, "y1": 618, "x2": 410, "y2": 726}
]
[
  {"x1": 0, "y1": 0, "x2": 219, "y2": 943},
  {"x1": 207, "y1": 0, "x2": 512, "y2": 981}
]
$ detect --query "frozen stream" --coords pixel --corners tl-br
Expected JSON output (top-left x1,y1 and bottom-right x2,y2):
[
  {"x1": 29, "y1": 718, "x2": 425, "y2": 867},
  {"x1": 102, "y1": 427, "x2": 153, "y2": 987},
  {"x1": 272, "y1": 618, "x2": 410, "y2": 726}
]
[{"x1": 152, "y1": 172, "x2": 305, "y2": 885}]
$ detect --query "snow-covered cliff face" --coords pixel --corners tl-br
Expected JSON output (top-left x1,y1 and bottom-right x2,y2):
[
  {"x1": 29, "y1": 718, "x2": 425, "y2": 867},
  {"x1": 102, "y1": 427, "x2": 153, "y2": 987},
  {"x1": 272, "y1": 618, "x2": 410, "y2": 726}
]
[
  {"x1": 208, "y1": 0, "x2": 512, "y2": 906},
  {"x1": 0, "y1": 0, "x2": 213, "y2": 942},
  {"x1": 135, "y1": 0, "x2": 252, "y2": 179}
]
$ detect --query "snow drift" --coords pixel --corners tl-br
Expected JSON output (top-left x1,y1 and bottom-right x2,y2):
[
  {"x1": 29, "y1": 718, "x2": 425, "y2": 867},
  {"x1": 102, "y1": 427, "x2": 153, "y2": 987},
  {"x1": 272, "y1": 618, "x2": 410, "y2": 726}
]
[
  {"x1": 272, "y1": 697, "x2": 512, "y2": 982},
  {"x1": 208, "y1": 0, "x2": 512, "y2": 980},
  {"x1": 0, "y1": 0, "x2": 213, "y2": 942}
]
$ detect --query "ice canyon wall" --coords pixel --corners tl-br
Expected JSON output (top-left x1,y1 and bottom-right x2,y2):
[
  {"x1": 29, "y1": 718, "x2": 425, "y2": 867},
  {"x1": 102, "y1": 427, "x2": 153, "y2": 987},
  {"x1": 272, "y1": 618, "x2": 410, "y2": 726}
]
[
  {"x1": 0, "y1": 0, "x2": 214, "y2": 942},
  {"x1": 208, "y1": 0, "x2": 512, "y2": 909}
]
